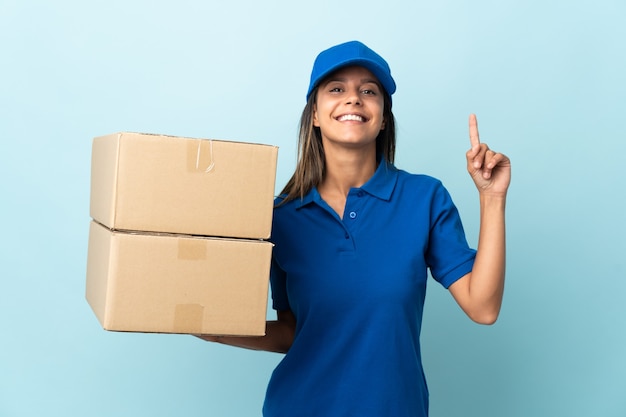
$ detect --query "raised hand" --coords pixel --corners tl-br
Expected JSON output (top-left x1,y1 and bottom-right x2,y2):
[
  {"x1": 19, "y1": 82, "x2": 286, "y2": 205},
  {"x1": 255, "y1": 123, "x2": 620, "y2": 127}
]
[{"x1": 465, "y1": 114, "x2": 511, "y2": 196}]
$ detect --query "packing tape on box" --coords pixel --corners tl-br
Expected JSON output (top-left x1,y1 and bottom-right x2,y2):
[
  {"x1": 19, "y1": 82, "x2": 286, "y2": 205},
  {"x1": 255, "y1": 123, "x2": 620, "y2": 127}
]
[
  {"x1": 177, "y1": 238, "x2": 208, "y2": 260},
  {"x1": 186, "y1": 139, "x2": 215, "y2": 173},
  {"x1": 174, "y1": 304, "x2": 205, "y2": 333}
]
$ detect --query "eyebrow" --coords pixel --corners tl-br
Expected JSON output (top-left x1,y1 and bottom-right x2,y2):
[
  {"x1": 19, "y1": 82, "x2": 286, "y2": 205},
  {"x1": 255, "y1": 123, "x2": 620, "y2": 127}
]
[{"x1": 323, "y1": 77, "x2": 382, "y2": 91}]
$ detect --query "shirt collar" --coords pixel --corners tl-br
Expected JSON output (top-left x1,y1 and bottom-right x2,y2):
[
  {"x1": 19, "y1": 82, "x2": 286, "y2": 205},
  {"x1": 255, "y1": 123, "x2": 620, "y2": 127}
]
[
  {"x1": 295, "y1": 160, "x2": 398, "y2": 209},
  {"x1": 361, "y1": 159, "x2": 398, "y2": 200}
]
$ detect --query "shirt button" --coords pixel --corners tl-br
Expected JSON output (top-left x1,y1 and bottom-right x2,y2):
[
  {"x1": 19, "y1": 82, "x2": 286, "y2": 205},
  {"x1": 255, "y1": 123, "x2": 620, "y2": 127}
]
[
  {"x1": 344, "y1": 233, "x2": 350, "y2": 239},
  {"x1": 349, "y1": 211, "x2": 357, "y2": 219},
  {"x1": 357, "y1": 191, "x2": 364, "y2": 197}
]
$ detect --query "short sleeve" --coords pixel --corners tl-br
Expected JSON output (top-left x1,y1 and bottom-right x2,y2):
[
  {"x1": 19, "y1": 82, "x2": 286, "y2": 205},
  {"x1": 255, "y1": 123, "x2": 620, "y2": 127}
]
[
  {"x1": 269, "y1": 257, "x2": 291, "y2": 311},
  {"x1": 426, "y1": 183, "x2": 476, "y2": 288}
]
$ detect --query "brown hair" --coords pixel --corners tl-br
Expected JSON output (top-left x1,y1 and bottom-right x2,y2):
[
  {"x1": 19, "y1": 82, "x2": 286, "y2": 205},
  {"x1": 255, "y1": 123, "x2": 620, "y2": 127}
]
[{"x1": 277, "y1": 87, "x2": 396, "y2": 205}]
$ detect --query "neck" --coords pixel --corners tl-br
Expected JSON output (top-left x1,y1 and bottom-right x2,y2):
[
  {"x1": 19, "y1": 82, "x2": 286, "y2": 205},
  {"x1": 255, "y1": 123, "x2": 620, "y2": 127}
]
[{"x1": 320, "y1": 147, "x2": 377, "y2": 196}]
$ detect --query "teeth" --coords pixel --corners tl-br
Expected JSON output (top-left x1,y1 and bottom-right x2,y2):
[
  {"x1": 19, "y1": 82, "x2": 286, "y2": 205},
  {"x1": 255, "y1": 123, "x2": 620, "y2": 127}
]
[{"x1": 338, "y1": 114, "x2": 364, "y2": 122}]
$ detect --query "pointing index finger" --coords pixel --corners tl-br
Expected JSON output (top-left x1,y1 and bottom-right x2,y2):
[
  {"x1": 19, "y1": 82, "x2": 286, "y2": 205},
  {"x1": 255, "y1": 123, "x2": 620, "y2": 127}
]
[{"x1": 469, "y1": 113, "x2": 480, "y2": 150}]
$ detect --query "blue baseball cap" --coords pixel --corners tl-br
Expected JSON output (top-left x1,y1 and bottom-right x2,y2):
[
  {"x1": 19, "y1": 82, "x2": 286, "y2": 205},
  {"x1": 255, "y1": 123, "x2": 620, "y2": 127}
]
[{"x1": 306, "y1": 40, "x2": 396, "y2": 101}]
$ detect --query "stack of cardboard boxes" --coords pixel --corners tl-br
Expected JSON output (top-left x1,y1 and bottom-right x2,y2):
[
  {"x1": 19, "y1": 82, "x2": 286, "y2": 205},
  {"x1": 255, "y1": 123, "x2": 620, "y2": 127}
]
[{"x1": 85, "y1": 132, "x2": 278, "y2": 336}]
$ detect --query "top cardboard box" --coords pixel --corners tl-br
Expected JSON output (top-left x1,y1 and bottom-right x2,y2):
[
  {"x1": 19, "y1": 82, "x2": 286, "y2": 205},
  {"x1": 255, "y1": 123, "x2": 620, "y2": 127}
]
[{"x1": 90, "y1": 132, "x2": 278, "y2": 239}]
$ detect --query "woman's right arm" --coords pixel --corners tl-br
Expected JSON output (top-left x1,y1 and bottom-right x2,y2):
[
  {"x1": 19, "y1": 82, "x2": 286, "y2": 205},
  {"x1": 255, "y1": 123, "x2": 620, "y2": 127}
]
[{"x1": 194, "y1": 310, "x2": 296, "y2": 354}]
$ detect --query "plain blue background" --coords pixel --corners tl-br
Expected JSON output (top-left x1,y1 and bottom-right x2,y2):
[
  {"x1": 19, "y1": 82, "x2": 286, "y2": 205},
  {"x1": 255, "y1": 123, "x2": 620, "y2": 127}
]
[{"x1": 1, "y1": 1, "x2": 624, "y2": 416}]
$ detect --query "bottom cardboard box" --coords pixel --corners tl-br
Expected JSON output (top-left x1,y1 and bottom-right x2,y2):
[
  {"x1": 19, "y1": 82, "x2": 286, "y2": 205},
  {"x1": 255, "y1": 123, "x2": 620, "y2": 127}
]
[{"x1": 86, "y1": 221, "x2": 272, "y2": 336}]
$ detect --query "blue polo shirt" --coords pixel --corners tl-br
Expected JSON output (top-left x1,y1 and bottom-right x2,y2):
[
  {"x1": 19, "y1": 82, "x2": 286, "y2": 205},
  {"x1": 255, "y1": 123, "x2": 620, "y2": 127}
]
[{"x1": 263, "y1": 161, "x2": 476, "y2": 417}]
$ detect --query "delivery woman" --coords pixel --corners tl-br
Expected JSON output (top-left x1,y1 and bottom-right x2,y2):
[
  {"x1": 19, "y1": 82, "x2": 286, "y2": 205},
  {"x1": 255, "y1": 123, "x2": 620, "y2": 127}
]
[{"x1": 197, "y1": 40, "x2": 511, "y2": 417}]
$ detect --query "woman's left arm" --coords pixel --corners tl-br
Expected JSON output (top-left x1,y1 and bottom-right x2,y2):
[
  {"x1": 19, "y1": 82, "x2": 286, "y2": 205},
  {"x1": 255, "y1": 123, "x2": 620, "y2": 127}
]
[{"x1": 449, "y1": 114, "x2": 511, "y2": 325}]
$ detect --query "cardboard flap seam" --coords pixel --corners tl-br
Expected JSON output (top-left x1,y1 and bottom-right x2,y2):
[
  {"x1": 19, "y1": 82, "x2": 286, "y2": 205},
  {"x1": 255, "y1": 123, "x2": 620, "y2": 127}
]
[{"x1": 90, "y1": 221, "x2": 273, "y2": 244}]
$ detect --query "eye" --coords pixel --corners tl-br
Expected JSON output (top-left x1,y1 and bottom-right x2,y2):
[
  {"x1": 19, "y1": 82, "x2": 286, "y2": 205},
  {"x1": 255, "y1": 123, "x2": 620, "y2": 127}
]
[
  {"x1": 329, "y1": 87, "x2": 343, "y2": 93},
  {"x1": 361, "y1": 83, "x2": 381, "y2": 95}
]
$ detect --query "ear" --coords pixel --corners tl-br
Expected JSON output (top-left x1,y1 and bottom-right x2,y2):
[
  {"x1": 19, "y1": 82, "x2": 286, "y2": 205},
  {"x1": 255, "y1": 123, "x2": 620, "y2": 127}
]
[
  {"x1": 312, "y1": 103, "x2": 320, "y2": 127},
  {"x1": 380, "y1": 118, "x2": 386, "y2": 130}
]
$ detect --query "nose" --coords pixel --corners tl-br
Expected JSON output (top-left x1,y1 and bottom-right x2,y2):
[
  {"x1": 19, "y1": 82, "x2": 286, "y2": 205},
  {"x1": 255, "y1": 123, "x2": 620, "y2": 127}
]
[{"x1": 345, "y1": 88, "x2": 361, "y2": 105}]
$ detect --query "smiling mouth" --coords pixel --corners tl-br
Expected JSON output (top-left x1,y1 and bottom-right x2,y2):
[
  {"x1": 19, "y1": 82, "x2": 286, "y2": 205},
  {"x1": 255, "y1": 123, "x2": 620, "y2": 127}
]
[{"x1": 336, "y1": 114, "x2": 367, "y2": 122}]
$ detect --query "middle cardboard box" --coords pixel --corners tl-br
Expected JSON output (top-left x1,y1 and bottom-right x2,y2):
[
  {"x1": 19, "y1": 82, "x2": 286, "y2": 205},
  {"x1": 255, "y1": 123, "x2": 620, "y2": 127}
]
[{"x1": 90, "y1": 132, "x2": 278, "y2": 239}]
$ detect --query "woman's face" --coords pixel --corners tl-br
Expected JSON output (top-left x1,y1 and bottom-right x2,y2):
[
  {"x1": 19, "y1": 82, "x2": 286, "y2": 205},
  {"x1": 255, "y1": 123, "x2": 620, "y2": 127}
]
[{"x1": 313, "y1": 66, "x2": 385, "y2": 153}]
